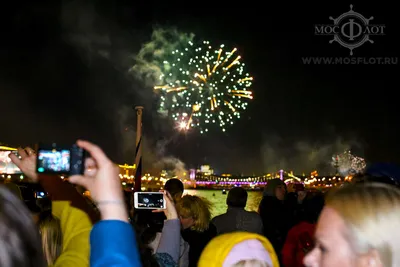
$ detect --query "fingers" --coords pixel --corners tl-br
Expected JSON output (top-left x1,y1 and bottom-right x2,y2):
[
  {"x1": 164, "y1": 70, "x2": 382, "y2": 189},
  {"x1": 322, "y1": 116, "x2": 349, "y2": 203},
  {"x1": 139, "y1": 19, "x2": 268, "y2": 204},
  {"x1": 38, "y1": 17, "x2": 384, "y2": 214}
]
[
  {"x1": 152, "y1": 209, "x2": 164, "y2": 213},
  {"x1": 25, "y1": 147, "x2": 35, "y2": 156},
  {"x1": 85, "y1": 157, "x2": 96, "y2": 168},
  {"x1": 9, "y1": 152, "x2": 21, "y2": 166},
  {"x1": 84, "y1": 158, "x2": 97, "y2": 177},
  {"x1": 17, "y1": 147, "x2": 28, "y2": 159},
  {"x1": 68, "y1": 175, "x2": 91, "y2": 190},
  {"x1": 76, "y1": 140, "x2": 110, "y2": 166}
]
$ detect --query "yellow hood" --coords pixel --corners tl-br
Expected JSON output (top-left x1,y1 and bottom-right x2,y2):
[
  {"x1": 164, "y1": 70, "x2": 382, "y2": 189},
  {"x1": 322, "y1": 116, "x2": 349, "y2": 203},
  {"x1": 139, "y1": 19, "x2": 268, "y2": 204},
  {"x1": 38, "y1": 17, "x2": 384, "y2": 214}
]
[{"x1": 198, "y1": 232, "x2": 279, "y2": 267}]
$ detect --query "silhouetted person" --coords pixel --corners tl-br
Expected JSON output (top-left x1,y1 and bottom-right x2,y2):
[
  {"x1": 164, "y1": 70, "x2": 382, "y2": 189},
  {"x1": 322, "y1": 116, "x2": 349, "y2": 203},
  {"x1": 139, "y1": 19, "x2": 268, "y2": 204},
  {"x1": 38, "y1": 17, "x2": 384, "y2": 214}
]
[{"x1": 212, "y1": 187, "x2": 263, "y2": 235}]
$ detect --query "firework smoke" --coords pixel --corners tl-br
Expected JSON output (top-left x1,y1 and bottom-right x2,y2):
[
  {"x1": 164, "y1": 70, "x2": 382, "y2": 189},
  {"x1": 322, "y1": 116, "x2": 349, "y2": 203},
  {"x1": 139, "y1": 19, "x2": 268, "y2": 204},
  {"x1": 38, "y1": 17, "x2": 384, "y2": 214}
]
[
  {"x1": 261, "y1": 135, "x2": 363, "y2": 175},
  {"x1": 60, "y1": 1, "x2": 190, "y2": 176},
  {"x1": 130, "y1": 27, "x2": 195, "y2": 87}
]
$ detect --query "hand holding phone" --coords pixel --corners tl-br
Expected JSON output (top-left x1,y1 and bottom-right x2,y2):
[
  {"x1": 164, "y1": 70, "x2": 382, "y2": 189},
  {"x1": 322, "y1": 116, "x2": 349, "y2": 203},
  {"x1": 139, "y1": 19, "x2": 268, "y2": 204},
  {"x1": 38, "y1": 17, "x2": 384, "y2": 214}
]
[{"x1": 151, "y1": 191, "x2": 178, "y2": 220}]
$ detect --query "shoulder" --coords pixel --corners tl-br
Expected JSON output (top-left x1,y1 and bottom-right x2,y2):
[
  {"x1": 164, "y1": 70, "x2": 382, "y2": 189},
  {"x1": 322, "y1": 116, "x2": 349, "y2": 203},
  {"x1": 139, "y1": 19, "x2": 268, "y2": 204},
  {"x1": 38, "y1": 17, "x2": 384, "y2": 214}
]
[
  {"x1": 211, "y1": 214, "x2": 225, "y2": 223},
  {"x1": 247, "y1": 210, "x2": 261, "y2": 217}
]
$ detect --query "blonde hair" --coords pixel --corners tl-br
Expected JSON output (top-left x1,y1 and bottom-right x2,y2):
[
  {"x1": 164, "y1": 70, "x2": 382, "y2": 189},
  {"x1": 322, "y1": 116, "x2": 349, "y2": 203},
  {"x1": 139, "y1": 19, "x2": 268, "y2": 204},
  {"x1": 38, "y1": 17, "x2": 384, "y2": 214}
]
[
  {"x1": 176, "y1": 195, "x2": 212, "y2": 232},
  {"x1": 39, "y1": 211, "x2": 63, "y2": 266},
  {"x1": 326, "y1": 183, "x2": 400, "y2": 267},
  {"x1": 233, "y1": 259, "x2": 271, "y2": 267}
]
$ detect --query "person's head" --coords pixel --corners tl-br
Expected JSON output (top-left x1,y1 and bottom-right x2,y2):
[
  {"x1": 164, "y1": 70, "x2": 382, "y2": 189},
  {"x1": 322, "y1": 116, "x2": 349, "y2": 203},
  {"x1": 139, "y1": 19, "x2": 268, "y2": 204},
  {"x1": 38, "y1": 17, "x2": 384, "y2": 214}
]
[
  {"x1": 164, "y1": 179, "x2": 184, "y2": 203},
  {"x1": 134, "y1": 225, "x2": 161, "y2": 267},
  {"x1": 0, "y1": 185, "x2": 45, "y2": 267},
  {"x1": 37, "y1": 198, "x2": 62, "y2": 266},
  {"x1": 263, "y1": 179, "x2": 286, "y2": 200},
  {"x1": 227, "y1": 187, "x2": 248, "y2": 208},
  {"x1": 301, "y1": 193, "x2": 325, "y2": 224},
  {"x1": 198, "y1": 232, "x2": 279, "y2": 267},
  {"x1": 176, "y1": 195, "x2": 212, "y2": 232},
  {"x1": 304, "y1": 183, "x2": 400, "y2": 267}
]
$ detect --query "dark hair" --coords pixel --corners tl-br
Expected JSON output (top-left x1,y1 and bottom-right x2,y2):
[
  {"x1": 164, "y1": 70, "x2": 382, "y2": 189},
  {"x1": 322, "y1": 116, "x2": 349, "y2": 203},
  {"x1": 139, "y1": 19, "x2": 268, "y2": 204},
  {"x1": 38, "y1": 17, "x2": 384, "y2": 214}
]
[
  {"x1": 227, "y1": 187, "x2": 248, "y2": 208},
  {"x1": 133, "y1": 223, "x2": 160, "y2": 267},
  {"x1": 0, "y1": 186, "x2": 45, "y2": 267},
  {"x1": 302, "y1": 193, "x2": 325, "y2": 223},
  {"x1": 164, "y1": 179, "x2": 184, "y2": 197}
]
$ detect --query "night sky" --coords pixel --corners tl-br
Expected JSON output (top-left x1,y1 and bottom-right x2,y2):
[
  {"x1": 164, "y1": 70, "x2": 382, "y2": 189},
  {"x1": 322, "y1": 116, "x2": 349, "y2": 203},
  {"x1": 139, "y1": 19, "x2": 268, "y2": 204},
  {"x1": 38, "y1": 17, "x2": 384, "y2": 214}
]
[{"x1": 1, "y1": 1, "x2": 399, "y2": 175}]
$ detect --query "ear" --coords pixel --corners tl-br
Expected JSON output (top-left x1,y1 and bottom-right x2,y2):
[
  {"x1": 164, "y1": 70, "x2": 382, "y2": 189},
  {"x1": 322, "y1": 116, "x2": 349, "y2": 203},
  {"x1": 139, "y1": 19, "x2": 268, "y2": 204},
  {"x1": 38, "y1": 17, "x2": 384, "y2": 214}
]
[{"x1": 359, "y1": 249, "x2": 383, "y2": 267}]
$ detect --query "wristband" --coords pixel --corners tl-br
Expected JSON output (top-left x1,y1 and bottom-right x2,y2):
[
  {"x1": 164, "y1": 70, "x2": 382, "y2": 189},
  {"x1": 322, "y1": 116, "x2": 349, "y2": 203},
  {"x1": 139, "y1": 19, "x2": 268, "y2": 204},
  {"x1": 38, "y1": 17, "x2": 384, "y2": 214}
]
[{"x1": 96, "y1": 200, "x2": 125, "y2": 206}]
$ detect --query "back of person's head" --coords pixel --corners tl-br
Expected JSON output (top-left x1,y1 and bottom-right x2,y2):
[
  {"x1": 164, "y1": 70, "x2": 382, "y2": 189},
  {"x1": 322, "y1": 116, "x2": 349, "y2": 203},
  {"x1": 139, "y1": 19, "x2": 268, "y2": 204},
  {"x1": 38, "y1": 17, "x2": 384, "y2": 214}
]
[
  {"x1": 134, "y1": 225, "x2": 160, "y2": 267},
  {"x1": 176, "y1": 195, "x2": 212, "y2": 232},
  {"x1": 227, "y1": 187, "x2": 248, "y2": 208},
  {"x1": 37, "y1": 198, "x2": 62, "y2": 266},
  {"x1": 326, "y1": 183, "x2": 400, "y2": 266},
  {"x1": 302, "y1": 193, "x2": 325, "y2": 223},
  {"x1": 0, "y1": 186, "x2": 45, "y2": 267},
  {"x1": 164, "y1": 179, "x2": 184, "y2": 202}
]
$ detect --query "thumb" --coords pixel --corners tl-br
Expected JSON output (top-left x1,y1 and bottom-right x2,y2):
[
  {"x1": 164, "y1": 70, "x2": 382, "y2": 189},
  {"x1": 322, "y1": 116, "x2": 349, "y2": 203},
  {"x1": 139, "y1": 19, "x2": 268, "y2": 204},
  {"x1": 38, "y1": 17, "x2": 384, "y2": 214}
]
[{"x1": 68, "y1": 175, "x2": 90, "y2": 189}]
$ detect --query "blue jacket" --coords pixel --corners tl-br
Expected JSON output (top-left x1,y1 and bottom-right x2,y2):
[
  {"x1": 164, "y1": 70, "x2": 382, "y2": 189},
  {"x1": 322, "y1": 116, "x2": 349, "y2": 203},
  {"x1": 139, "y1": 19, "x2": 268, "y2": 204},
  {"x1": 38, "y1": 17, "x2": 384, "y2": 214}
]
[{"x1": 90, "y1": 220, "x2": 142, "y2": 267}]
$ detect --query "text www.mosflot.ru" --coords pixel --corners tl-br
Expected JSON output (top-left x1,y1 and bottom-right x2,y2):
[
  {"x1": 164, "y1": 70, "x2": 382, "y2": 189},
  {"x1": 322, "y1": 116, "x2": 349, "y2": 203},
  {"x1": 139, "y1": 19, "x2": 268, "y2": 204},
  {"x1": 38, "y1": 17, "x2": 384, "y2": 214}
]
[{"x1": 302, "y1": 57, "x2": 398, "y2": 65}]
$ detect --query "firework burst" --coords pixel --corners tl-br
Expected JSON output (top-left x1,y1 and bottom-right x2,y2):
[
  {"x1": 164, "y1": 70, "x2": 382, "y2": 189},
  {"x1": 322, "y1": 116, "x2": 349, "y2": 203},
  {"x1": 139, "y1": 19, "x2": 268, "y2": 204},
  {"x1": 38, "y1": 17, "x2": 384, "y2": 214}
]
[
  {"x1": 154, "y1": 40, "x2": 253, "y2": 133},
  {"x1": 332, "y1": 150, "x2": 366, "y2": 175}
]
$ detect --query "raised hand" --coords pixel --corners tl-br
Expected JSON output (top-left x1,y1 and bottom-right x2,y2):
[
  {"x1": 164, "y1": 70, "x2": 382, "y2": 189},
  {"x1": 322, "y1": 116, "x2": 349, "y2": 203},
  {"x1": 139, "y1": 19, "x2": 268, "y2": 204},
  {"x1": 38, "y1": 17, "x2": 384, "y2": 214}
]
[
  {"x1": 9, "y1": 147, "x2": 38, "y2": 182},
  {"x1": 153, "y1": 191, "x2": 179, "y2": 220},
  {"x1": 68, "y1": 140, "x2": 128, "y2": 222}
]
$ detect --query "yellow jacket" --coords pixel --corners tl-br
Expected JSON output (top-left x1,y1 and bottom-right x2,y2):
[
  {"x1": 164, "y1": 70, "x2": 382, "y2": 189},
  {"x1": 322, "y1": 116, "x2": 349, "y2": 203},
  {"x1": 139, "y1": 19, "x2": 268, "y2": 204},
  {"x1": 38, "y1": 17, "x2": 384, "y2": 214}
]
[
  {"x1": 198, "y1": 232, "x2": 280, "y2": 267},
  {"x1": 52, "y1": 201, "x2": 92, "y2": 267}
]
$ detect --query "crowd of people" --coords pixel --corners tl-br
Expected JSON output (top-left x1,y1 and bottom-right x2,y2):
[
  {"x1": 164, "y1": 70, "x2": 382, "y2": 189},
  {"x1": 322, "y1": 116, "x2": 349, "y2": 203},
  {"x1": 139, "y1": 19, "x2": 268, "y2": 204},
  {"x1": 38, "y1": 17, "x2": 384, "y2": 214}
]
[{"x1": 1, "y1": 140, "x2": 400, "y2": 267}]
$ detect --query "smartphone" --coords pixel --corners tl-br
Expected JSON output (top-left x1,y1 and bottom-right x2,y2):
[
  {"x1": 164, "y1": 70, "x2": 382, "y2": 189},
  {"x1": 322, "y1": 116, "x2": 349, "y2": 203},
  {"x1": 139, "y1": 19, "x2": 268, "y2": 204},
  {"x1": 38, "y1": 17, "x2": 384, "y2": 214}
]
[
  {"x1": 35, "y1": 191, "x2": 47, "y2": 199},
  {"x1": 36, "y1": 143, "x2": 85, "y2": 175},
  {"x1": 134, "y1": 192, "x2": 165, "y2": 209}
]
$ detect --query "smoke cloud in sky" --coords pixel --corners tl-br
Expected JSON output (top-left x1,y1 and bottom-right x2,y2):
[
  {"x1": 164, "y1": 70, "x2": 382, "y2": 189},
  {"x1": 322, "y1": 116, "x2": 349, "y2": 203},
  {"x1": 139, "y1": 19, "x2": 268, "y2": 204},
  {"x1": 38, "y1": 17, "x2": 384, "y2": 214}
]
[
  {"x1": 130, "y1": 27, "x2": 195, "y2": 87},
  {"x1": 260, "y1": 135, "x2": 363, "y2": 175},
  {"x1": 59, "y1": 1, "x2": 189, "y2": 176}
]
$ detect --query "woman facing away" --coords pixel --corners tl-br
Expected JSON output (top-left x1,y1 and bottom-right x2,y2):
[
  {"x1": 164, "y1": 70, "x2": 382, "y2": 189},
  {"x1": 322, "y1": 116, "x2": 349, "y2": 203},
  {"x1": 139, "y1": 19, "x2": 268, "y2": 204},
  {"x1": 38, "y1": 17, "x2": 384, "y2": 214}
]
[
  {"x1": 304, "y1": 182, "x2": 400, "y2": 267},
  {"x1": 0, "y1": 185, "x2": 45, "y2": 267}
]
